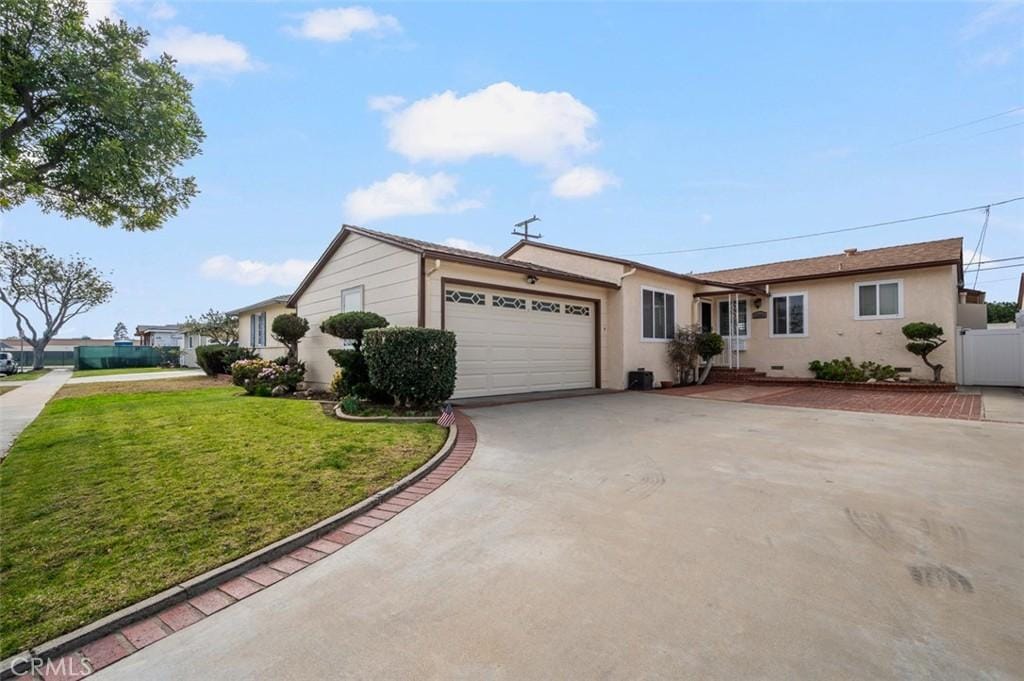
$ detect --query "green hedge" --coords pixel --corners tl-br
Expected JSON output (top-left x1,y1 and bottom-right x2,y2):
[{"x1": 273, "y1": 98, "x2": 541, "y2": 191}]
[
  {"x1": 363, "y1": 327, "x2": 456, "y2": 409},
  {"x1": 195, "y1": 345, "x2": 257, "y2": 376}
]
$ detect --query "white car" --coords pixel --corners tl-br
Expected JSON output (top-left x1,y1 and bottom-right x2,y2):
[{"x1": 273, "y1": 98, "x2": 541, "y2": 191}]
[{"x1": 0, "y1": 352, "x2": 21, "y2": 376}]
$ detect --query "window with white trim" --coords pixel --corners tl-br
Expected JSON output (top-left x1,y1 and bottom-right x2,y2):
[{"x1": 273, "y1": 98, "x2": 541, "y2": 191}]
[
  {"x1": 717, "y1": 299, "x2": 749, "y2": 337},
  {"x1": 642, "y1": 288, "x2": 675, "y2": 340},
  {"x1": 770, "y1": 293, "x2": 807, "y2": 337},
  {"x1": 250, "y1": 312, "x2": 267, "y2": 347},
  {"x1": 340, "y1": 286, "x2": 364, "y2": 349},
  {"x1": 855, "y1": 280, "x2": 902, "y2": 319}
]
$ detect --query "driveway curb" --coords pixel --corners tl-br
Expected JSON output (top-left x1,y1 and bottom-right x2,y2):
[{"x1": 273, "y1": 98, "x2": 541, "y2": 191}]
[{"x1": 0, "y1": 414, "x2": 476, "y2": 680}]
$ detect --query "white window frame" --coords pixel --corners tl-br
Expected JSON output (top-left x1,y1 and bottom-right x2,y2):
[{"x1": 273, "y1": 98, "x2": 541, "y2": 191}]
[
  {"x1": 769, "y1": 291, "x2": 809, "y2": 338},
  {"x1": 249, "y1": 315, "x2": 257, "y2": 348},
  {"x1": 640, "y1": 286, "x2": 677, "y2": 342},
  {"x1": 717, "y1": 297, "x2": 751, "y2": 339},
  {"x1": 340, "y1": 285, "x2": 365, "y2": 349},
  {"x1": 854, "y1": 279, "x2": 903, "y2": 320}
]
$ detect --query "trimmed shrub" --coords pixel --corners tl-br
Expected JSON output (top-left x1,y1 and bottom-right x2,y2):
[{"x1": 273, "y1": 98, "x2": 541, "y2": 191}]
[
  {"x1": 364, "y1": 327, "x2": 457, "y2": 409},
  {"x1": 231, "y1": 358, "x2": 306, "y2": 396},
  {"x1": 694, "y1": 331, "x2": 725, "y2": 384},
  {"x1": 271, "y1": 313, "x2": 309, "y2": 362},
  {"x1": 196, "y1": 345, "x2": 259, "y2": 376},
  {"x1": 808, "y1": 358, "x2": 900, "y2": 382},
  {"x1": 902, "y1": 322, "x2": 946, "y2": 382},
  {"x1": 319, "y1": 312, "x2": 388, "y2": 349}
]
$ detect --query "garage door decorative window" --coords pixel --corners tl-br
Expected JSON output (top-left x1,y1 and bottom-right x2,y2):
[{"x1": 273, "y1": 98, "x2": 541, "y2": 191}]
[
  {"x1": 532, "y1": 300, "x2": 561, "y2": 313},
  {"x1": 493, "y1": 295, "x2": 526, "y2": 309},
  {"x1": 446, "y1": 290, "x2": 485, "y2": 305},
  {"x1": 565, "y1": 304, "x2": 590, "y2": 316}
]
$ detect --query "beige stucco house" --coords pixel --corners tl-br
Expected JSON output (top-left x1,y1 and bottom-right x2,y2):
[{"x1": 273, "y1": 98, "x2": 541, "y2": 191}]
[
  {"x1": 288, "y1": 226, "x2": 969, "y2": 397},
  {"x1": 228, "y1": 295, "x2": 293, "y2": 360}
]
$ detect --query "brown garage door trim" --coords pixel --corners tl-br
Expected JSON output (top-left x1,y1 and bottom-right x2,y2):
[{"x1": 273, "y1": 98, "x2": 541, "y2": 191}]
[{"x1": 440, "y1": 276, "x2": 602, "y2": 389}]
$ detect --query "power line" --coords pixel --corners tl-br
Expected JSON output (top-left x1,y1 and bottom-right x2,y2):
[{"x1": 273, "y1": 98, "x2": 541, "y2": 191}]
[
  {"x1": 968, "y1": 255, "x2": 1024, "y2": 264},
  {"x1": 974, "y1": 262, "x2": 1024, "y2": 272},
  {"x1": 968, "y1": 206, "x2": 990, "y2": 288},
  {"x1": 974, "y1": 276, "x2": 1023, "y2": 284},
  {"x1": 963, "y1": 120, "x2": 1024, "y2": 140},
  {"x1": 892, "y1": 105, "x2": 1024, "y2": 146},
  {"x1": 622, "y1": 196, "x2": 1024, "y2": 257}
]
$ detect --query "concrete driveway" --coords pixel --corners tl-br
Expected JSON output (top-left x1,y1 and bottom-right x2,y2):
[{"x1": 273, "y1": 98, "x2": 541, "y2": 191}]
[{"x1": 96, "y1": 393, "x2": 1023, "y2": 680}]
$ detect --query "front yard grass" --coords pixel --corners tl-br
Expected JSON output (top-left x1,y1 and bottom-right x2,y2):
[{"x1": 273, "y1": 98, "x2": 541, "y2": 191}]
[
  {"x1": 0, "y1": 383, "x2": 447, "y2": 657},
  {"x1": 69, "y1": 366, "x2": 192, "y2": 378},
  {"x1": 0, "y1": 368, "x2": 51, "y2": 382},
  {"x1": 0, "y1": 385, "x2": 19, "y2": 395}
]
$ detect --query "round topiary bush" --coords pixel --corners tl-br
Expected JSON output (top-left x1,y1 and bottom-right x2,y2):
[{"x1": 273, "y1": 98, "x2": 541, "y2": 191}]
[
  {"x1": 363, "y1": 327, "x2": 457, "y2": 409},
  {"x1": 319, "y1": 312, "x2": 388, "y2": 349},
  {"x1": 271, "y1": 313, "x2": 309, "y2": 362}
]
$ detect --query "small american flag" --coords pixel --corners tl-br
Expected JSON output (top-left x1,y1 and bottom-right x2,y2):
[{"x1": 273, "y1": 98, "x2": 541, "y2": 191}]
[{"x1": 437, "y1": 403, "x2": 456, "y2": 427}]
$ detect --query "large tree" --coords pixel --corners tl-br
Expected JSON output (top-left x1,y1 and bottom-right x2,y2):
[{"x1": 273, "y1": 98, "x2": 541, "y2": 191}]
[
  {"x1": 182, "y1": 309, "x2": 239, "y2": 346},
  {"x1": 0, "y1": 0, "x2": 205, "y2": 230},
  {"x1": 0, "y1": 240, "x2": 114, "y2": 368}
]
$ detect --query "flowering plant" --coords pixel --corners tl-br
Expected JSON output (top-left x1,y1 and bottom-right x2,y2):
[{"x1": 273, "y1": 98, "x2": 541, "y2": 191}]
[{"x1": 230, "y1": 358, "x2": 305, "y2": 396}]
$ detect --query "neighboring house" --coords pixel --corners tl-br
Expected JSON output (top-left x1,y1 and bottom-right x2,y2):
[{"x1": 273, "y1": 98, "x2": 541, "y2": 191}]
[
  {"x1": 179, "y1": 332, "x2": 213, "y2": 368},
  {"x1": 288, "y1": 226, "x2": 973, "y2": 398},
  {"x1": 0, "y1": 337, "x2": 118, "y2": 351},
  {"x1": 228, "y1": 295, "x2": 293, "y2": 360},
  {"x1": 135, "y1": 325, "x2": 183, "y2": 347}
]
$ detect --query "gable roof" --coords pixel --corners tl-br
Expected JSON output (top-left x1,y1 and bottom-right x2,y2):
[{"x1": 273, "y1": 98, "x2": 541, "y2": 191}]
[
  {"x1": 501, "y1": 239, "x2": 711, "y2": 285},
  {"x1": 694, "y1": 237, "x2": 963, "y2": 286},
  {"x1": 288, "y1": 225, "x2": 620, "y2": 307},
  {"x1": 227, "y1": 295, "x2": 292, "y2": 316}
]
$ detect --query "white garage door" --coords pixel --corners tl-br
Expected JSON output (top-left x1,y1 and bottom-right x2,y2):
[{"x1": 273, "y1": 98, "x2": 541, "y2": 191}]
[{"x1": 444, "y1": 284, "x2": 597, "y2": 398}]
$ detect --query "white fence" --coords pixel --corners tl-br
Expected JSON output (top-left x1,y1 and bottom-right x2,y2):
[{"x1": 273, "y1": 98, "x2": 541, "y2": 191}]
[{"x1": 957, "y1": 327, "x2": 1024, "y2": 387}]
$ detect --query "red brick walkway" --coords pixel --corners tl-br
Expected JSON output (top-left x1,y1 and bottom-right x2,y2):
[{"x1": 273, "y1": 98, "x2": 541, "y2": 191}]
[
  {"x1": 35, "y1": 413, "x2": 477, "y2": 681},
  {"x1": 660, "y1": 384, "x2": 982, "y2": 421}
]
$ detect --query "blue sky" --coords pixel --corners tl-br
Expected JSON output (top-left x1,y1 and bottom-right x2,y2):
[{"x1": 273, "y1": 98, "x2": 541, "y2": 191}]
[{"x1": 4, "y1": 1, "x2": 1023, "y2": 338}]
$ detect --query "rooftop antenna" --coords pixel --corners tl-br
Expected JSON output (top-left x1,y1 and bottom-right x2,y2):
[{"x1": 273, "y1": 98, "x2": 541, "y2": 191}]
[{"x1": 512, "y1": 215, "x2": 542, "y2": 240}]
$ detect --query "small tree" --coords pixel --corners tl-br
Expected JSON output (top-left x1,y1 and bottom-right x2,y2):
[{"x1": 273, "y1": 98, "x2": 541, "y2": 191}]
[
  {"x1": 695, "y1": 332, "x2": 725, "y2": 385},
  {"x1": 113, "y1": 321, "x2": 129, "y2": 341},
  {"x1": 182, "y1": 309, "x2": 238, "y2": 345},
  {"x1": 0, "y1": 241, "x2": 113, "y2": 369},
  {"x1": 902, "y1": 322, "x2": 946, "y2": 382},
  {"x1": 987, "y1": 301, "x2": 1017, "y2": 323},
  {"x1": 667, "y1": 324, "x2": 701, "y2": 385},
  {"x1": 321, "y1": 311, "x2": 388, "y2": 399},
  {"x1": 271, "y1": 313, "x2": 309, "y2": 363},
  {"x1": 1, "y1": 0, "x2": 205, "y2": 230}
]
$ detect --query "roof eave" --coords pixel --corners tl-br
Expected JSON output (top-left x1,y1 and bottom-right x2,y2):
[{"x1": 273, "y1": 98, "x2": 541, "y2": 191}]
[{"x1": 700, "y1": 259, "x2": 962, "y2": 288}]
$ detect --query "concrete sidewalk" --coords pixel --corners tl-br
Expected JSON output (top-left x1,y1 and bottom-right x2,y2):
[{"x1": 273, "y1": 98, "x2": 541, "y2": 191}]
[
  {"x1": 65, "y1": 369, "x2": 205, "y2": 385},
  {"x1": 0, "y1": 368, "x2": 72, "y2": 457},
  {"x1": 978, "y1": 387, "x2": 1024, "y2": 423}
]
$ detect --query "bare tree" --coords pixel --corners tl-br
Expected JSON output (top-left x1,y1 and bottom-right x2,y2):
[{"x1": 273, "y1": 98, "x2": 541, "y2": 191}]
[
  {"x1": 0, "y1": 241, "x2": 114, "y2": 369},
  {"x1": 182, "y1": 309, "x2": 239, "y2": 345}
]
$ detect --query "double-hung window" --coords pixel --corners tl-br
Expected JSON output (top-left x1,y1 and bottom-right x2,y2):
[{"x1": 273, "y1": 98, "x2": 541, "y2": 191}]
[
  {"x1": 250, "y1": 313, "x2": 267, "y2": 347},
  {"x1": 770, "y1": 293, "x2": 807, "y2": 337},
  {"x1": 340, "y1": 286, "x2": 364, "y2": 349},
  {"x1": 717, "y1": 299, "x2": 749, "y2": 337},
  {"x1": 642, "y1": 288, "x2": 675, "y2": 341},
  {"x1": 855, "y1": 280, "x2": 902, "y2": 319}
]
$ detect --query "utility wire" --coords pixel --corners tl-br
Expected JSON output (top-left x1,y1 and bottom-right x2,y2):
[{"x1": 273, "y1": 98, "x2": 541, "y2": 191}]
[
  {"x1": 891, "y1": 105, "x2": 1024, "y2": 146},
  {"x1": 969, "y1": 206, "x2": 990, "y2": 288},
  {"x1": 963, "y1": 120, "x2": 1024, "y2": 140},
  {"x1": 623, "y1": 196, "x2": 1024, "y2": 257},
  {"x1": 966, "y1": 255, "x2": 1024, "y2": 264},
  {"x1": 973, "y1": 262, "x2": 1024, "y2": 272}
]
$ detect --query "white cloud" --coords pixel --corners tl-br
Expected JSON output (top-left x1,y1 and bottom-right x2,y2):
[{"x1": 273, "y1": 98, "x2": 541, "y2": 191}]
[
  {"x1": 368, "y1": 95, "x2": 406, "y2": 113},
  {"x1": 550, "y1": 166, "x2": 618, "y2": 199},
  {"x1": 441, "y1": 238, "x2": 496, "y2": 255},
  {"x1": 289, "y1": 6, "x2": 401, "y2": 42},
  {"x1": 962, "y1": 248, "x2": 994, "y2": 267},
  {"x1": 698, "y1": 213, "x2": 713, "y2": 225},
  {"x1": 85, "y1": 1, "x2": 119, "y2": 24},
  {"x1": 147, "y1": 27, "x2": 253, "y2": 74},
  {"x1": 960, "y1": 3, "x2": 1024, "y2": 68},
  {"x1": 344, "y1": 172, "x2": 481, "y2": 223},
  {"x1": 960, "y1": 2, "x2": 1022, "y2": 41},
  {"x1": 199, "y1": 256, "x2": 313, "y2": 286},
  {"x1": 149, "y1": 1, "x2": 176, "y2": 20},
  {"x1": 383, "y1": 82, "x2": 598, "y2": 167}
]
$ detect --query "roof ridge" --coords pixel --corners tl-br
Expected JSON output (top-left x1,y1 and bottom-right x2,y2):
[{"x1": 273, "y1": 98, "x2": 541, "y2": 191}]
[{"x1": 696, "y1": 236, "x2": 963, "y2": 277}]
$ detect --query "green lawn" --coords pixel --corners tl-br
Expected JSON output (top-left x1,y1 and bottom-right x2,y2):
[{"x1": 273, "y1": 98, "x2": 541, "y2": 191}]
[
  {"x1": 70, "y1": 366, "x2": 192, "y2": 378},
  {"x1": 0, "y1": 368, "x2": 51, "y2": 382},
  {"x1": 0, "y1": 384, "x2": 447, "y2": 656}
]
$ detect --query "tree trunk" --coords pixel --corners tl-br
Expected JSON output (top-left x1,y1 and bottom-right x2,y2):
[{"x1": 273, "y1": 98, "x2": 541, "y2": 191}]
[
  {"x1": 32, "y1": 344, "x2": 45, "y2": 370},
  {"x1": 921, "y1": 353, "x2": 944, "y2": 383},
  {"x1": 696, "y1": 360, "x2": 715, "y2": 385}
]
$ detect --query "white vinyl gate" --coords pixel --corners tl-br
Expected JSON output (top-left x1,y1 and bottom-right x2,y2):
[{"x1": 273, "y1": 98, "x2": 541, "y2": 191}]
[{"x1": 957, "y1": 327, "x2": 1024, "y2": 387}]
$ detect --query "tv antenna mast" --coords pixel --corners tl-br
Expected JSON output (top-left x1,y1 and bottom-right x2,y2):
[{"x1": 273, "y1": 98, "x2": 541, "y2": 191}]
[{"x1": 512, "y1": 215, "x2": 542, "y2": 240}]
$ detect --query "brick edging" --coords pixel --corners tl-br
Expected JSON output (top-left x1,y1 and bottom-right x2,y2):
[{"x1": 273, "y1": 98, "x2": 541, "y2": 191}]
[{"x1": 0, "y1": 412, "x2": 477, "y2": 681}]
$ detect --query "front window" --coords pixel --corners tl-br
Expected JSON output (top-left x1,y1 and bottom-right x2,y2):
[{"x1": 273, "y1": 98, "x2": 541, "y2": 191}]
[
  {"x1": 770, "y1": 293, "x2": 806, "y2": 336},
  {"x1": 718, "y1": 299, "x2": 748, "y2": 337},
  {"x1": 855, "y1": 280, "x2": 902, "y2": 319},
  {"x1": 642, "y1": 288, "x2": 675, "y2": 340},
  {"x1": 341, "y1": 286, "x2": 364, "y2": 312}
]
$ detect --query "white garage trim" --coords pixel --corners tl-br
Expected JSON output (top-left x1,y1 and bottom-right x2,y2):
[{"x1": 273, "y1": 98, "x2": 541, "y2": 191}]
[{"x1": 441, "y1": 277, "x2": 601, "y2": 398}]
